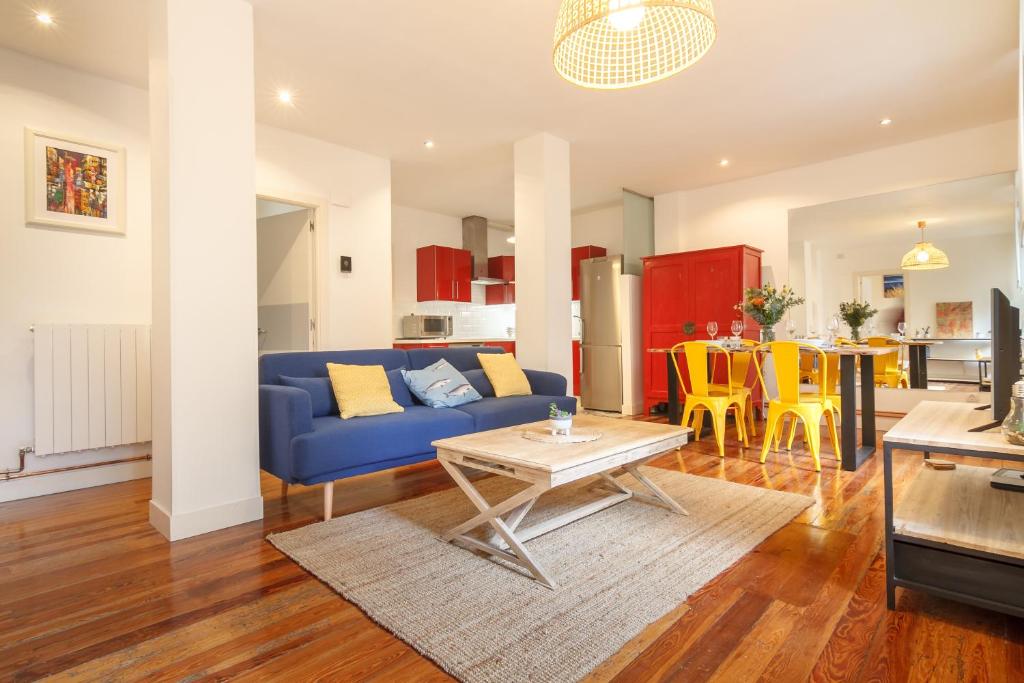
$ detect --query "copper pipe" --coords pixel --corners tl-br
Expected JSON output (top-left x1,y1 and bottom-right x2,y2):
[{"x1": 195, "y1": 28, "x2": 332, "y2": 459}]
[{"x1": 0, "y1": 454, "x2": 151, "y2": 481}]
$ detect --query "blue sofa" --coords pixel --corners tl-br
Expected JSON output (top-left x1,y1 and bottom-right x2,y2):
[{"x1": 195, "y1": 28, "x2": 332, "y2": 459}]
[{"x1": 259, "y1": 347, "x2": 576, "y2": 518}]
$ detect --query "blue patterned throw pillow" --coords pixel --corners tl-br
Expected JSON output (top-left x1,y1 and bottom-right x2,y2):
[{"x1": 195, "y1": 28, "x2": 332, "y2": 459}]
[{"x1": 401, "y1": 359, "x2": 482, "y2": 408}]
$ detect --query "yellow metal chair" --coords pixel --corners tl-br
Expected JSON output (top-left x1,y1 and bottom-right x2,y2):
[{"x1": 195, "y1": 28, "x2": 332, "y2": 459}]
[
  {"x1": 711, "y1": 339, "x2": 759, "y2": 438},
  {"x1": 781, "y1": 350, "x2": 843, "y2": 451},
  {"x1": 755, "y1": 341, "x2": 841, "y2": 472},
  {"x1": 671, "y1": 341, "x2": 749, "y2": 458},
  {"x1": 866, "y1": 336, "x2": 908, "y2": 388},
  {"x1": 798, "y1": 350, "x2": 819, "y2": 384}
]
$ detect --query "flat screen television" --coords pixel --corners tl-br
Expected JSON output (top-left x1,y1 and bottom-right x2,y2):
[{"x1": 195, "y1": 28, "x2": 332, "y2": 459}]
[{"x1": 991, "y1": 288, "x2": 1022, "y2": 422}]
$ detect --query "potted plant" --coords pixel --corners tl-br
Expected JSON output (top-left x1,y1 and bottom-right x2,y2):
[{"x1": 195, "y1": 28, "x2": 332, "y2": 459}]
[
  {"x1": 549, "y1": 402, "x2": 573, "y2": 435},
  {"x1": 838, "y1": 300, "x2": 878, "y2": 341},
  {"x1": 735, "y1": 284, "x2": 805, "y2": 342}
]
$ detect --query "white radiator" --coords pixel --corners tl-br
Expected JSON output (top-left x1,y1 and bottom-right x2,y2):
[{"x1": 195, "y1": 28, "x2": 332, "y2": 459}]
[{"x1": 33, "y1": 325, "x2": 152, "y2": 456}]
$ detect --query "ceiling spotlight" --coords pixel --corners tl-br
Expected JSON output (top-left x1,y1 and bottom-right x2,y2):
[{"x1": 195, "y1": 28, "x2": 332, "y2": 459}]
[
  {"x1": 879, "y1": 118, "x2": 893, "y2": 126},
  {"x1": 277, "y1": 90, "x2": 292, "y2": 104},
  {"x1": 506, "y1": 235, "x2": 516, "y2": 244},
  {"x1": 35, "y1": 11, "x2": 54, "y2": 24},
  {"x1": 424, "y1": 140, "x2": 435, "y2": 149},
  {"x1": 719, "y1": 159, "x2": 730, "y2": 167}
]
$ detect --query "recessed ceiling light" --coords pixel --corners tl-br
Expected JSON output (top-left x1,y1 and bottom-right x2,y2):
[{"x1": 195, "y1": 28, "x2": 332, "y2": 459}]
[
  {"x1": 719, "y1": 159, "x2": 730, "y2": 167},
  {"x1": 506, "y1": 235, "x2": 516, "y2": 244},
  {"x1": 424, "y1": 140, "x2": 435, "y2": 149},
  {"x1": 880, "y1": 118, "x2": 893, "y2": 126},
  {"x1": 35, "y1": 11, "x2": 54, "y2": 24},
  {"x1": 277, "y1": 90, "x2": 292, "y2": 104}
]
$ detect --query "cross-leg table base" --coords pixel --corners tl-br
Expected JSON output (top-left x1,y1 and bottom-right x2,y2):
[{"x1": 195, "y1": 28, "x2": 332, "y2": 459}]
[{"x1": 438, "y1": 457, "x2": 687, "y2": 589}]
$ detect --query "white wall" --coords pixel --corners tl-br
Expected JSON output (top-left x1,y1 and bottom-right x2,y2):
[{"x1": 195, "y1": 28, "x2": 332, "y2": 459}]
[
  {"x1": 0, "y1": 49, "x2": 396, "y2": 502},
  {"x1": 0, "y1": 48, "x2": 152, "y2": 502},
  {"x1": 655, "y1": 120, "x2": 1018, "y2": 286},
  {"x1": 256, "y1": 124, "x2": 393, "y2": 350},
  {"x1": 573, "y1": 203, "x2": 623, "y2": 253}
]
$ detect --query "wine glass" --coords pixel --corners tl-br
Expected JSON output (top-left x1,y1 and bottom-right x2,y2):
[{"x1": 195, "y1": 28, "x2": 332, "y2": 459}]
[
  {"x1": 730, "y1": 319, "x2": 744, "y2": 339},
  {"x1": 827, "y1": 316, "x2": 840, "y2": 344},
  {"x1": 706, "y1": 321, "x2": 719, "y2": 340},
  {"x1": 897, "y1": 321, "x2": 906, "y2": 340},
  {"x1": 786, "y1": 318, "x2": 797, "y2": 339}
]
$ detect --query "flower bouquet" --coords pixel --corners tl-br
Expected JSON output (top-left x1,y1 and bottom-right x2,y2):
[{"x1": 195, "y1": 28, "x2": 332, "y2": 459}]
[
  {"x1": 735, "y1": 284, "x2": 805, "y2": 342},
  {"x1": 838, "y1": 300, "x2": 878, "y2": 341}
]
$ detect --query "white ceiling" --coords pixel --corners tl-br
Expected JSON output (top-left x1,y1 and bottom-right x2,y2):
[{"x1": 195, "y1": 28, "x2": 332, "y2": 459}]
[
  {"x1": 0, "y1": 1, "x2": 1017, "y2": 224},
  {"x1": 789, "y1": 172, "x2": 1016, "y2": 247}
]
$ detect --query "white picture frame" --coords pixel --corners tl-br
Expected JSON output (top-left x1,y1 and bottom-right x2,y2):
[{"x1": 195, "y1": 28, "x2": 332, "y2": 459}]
[{"x1": 24, "y1": 127, "x2": 126, "y2": 235}]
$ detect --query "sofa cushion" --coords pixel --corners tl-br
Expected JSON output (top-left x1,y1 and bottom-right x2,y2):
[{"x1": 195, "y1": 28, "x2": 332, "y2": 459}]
[
  {"x1": 462, "y1": 369, "x2": 495, "y2": 398},
  {"x1": 327, "y1": 363, "x2": 404, "y2": 419},
  {"x1": 478, "y1": 353, "x2": 532, "y2": 397},
  {"x1": 290, "y1": 406, "x2": 474, "y2": 481},
  {"x1": 454, "y1": 395, "x2": 577, "y2": 432},
  {"x1": 387, "y1": 369, "x2": 414, "y2": 407},
  {"x1": 407, "y1": 346, "x2": 503, "y2": 371},
  {"x1": 402, "y1": 359, "x2": 482, "y2": 408},
  {"x1": 279, "y1": 376, "x2": 337, "y2": 418}
]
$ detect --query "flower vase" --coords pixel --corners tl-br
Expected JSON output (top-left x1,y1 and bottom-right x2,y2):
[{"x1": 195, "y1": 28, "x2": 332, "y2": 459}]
[
  {"x1": 760, "y1": 325, "x2": 776, "y2": 343},
  {"x1": 850, "y1": 327, "x2": 861, "y2": 342}
]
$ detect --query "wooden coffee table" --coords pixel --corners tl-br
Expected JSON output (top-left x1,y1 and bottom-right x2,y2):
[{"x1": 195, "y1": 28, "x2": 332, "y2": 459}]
[{"x1": 432, "y1": 415, "x2": 692, "y2": 589}]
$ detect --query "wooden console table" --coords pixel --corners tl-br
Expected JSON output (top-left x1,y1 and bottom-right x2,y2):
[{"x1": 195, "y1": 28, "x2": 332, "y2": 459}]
[{"x1": 883, "y1": 400, "x2": 1024, "y2": 617}]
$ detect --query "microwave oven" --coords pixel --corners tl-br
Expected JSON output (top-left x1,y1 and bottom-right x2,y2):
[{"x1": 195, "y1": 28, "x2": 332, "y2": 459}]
[{"x1": 402, "y1": 314, "x2": 453, "y2": 339}]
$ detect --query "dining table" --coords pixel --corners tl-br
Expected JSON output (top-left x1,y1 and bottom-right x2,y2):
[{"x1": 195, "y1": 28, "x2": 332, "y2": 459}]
[
  {"x1": 647, "y1": 343, "x2": 896, "y2": 472},
  {"x1": 900, "y1": 339, "x2": 942, "y2": 388}
]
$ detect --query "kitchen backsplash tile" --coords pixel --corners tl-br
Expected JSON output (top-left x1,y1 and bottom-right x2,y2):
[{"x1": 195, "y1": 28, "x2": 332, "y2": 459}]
[{"x1": 394, "y1": 289, "x2": 582, "y2": 340}]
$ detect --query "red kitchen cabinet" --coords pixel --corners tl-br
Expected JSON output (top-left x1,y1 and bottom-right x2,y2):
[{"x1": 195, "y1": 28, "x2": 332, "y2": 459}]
[
  {"x1": 485, "y1": 283, "x2": 515, "y2": 305},
  {"x1": 484, "y1": 256, "x2": 515, "y2": 305},
  {"x1": 392, "y1": 342, "x2": 449, "y2": 349},
  {"x1": 571, "y1": 245, "x2": 607, "y2": 301},
  {"x1": 416, "y1": 245, "x2": 472, "y2": 302},
  {"x1": 572, "y1": 340, "x2": 581, "y2": 396},
  {"x1": 488, "y1": 256, "x2": 515, "y2": 282},
  {"x1": 642, "y1": 245, "x2": 762, "y2": 415}
]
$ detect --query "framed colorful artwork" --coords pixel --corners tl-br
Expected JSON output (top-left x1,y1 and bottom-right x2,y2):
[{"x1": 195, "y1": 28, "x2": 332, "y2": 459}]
[
  {"x1": 24, "y1": 128, "x2": 126, "y2": 235},
  {"x1": 935, "y1": 301, "x2": 973, "y2": 338},
  {"x1": 882, "y1": 274, "x2": 904, "y2": 298}
]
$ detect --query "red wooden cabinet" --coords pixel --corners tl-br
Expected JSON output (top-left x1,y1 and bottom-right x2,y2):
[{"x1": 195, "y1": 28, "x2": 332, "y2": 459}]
[
  {"x1": 571, "y1": 245, "x2": 607, "y2": 301},
  {"x1": 642, "y1": 245, "x2": 762, "y2": 415},
  {"x1": 416, "y1": 245, "x2": 472, "y2": 302},
  {"x1": 485, "y1": 283, "x2": 515, "y2": 305},
  {"x1": 484, "y1": 256, "x2": 515, "y2": 305},
  {"x1": 488, "y1": 256, "x2": 515, "y2": 281}
]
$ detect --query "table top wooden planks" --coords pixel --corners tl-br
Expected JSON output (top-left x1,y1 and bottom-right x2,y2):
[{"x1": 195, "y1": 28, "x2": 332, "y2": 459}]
[
  {"x1": 894, "y1": 463, "x2": 1024, "y2": 560},
  {"x1": 433, "y1": 415, "x2": 691, "y2": 486},
  {"x1": 883, "y1": 400, "x2": 1024, "y2": 459}
]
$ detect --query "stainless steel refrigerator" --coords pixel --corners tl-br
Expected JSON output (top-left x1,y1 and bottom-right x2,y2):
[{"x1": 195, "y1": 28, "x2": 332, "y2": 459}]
[{"x1": 580, "y1": 255, "x2": 623, "y2": 411}]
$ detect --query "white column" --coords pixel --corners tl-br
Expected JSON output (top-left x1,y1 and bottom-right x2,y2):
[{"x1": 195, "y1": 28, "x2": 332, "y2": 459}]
[
  {"x1": 148, "y1": 0, "x2": 262, "y2": 541},
  {"x1": 513, "y1": 133, "x2": 573, "y2": 384}
]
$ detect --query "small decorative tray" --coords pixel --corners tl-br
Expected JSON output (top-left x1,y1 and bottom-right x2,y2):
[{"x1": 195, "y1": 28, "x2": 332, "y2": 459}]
[{"x1": 521, "y1": 429, "x2": 602, "y2": 444}]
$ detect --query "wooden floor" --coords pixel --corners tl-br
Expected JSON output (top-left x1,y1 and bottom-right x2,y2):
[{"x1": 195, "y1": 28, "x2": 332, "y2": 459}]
[{"x1": 2, "y1": 422, "x2": 1023, "y2": 682}]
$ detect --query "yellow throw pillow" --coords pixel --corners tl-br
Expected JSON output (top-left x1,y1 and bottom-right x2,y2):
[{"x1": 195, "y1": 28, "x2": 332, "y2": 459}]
[
  {"x1": 326, "y1": 363, "x2": 404, "y2": 419},
  {"x1": 478, "y1": 353, "x2": 532, "y2": 398}
]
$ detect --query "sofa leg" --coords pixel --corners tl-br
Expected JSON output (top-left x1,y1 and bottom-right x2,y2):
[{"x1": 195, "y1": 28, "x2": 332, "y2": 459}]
[
  {"x1": 280, "y1": 480, "x2": 289, "y2": 498},
  {"x1": 323, "y1": 480, "x2": 334, "y2": 521}
]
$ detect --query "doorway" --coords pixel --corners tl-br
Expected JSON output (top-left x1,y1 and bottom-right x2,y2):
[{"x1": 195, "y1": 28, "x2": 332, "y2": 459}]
[
  {"x1": 256, "y1": 197, "x2": 317, "y2": 353},
  {"x1": 855, "y1": 270, "x2": 906, "y2": 336}
]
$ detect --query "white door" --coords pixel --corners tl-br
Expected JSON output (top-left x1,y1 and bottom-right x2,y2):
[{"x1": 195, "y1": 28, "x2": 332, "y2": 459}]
[{"x1": 256, "y1": 200, "x2": 315, "y2": 353}]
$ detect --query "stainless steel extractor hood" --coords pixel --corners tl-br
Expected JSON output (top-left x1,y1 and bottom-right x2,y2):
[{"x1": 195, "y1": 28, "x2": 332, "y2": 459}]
[{"x1": 462, "y1": 215, "x2": 507, "y2": 284}]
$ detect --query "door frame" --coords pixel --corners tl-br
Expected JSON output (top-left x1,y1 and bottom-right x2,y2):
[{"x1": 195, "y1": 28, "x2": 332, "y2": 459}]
[
  {"x1": 256, "y1": 190, "x2": 329, "y2": 350},
  {"x1": 852, "y1": 268, "x2": 911, "y2": 335}
]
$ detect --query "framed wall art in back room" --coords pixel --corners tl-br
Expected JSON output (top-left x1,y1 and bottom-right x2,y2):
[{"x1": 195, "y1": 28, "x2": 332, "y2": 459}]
[{"x1": 24, "y1": 128, "x2": 126, "y2": 235}]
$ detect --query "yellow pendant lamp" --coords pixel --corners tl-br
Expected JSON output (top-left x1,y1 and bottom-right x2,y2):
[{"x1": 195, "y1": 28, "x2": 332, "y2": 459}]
[
  {"x1": 901, "y1": 220, "x2": 950, "y2": 270},
  {"x1": 552, "y1": 0, "x2": 718, "y2": 90}
]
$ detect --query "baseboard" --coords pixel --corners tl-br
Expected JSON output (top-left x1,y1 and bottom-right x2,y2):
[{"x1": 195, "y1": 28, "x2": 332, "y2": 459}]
[
  {"x1": 149, "y1": 494, "x2": 264, "y2": 542},
  {"x1": 0, "y1": 458, "x2": 151, "y2": 503}
]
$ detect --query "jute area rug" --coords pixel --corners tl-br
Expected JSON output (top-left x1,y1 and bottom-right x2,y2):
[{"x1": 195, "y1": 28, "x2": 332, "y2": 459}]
[{"x1": 268, "y1": 467, "x2": 812, "y2": 683}]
